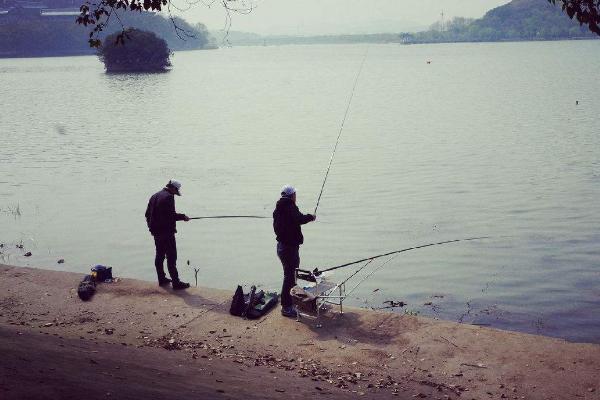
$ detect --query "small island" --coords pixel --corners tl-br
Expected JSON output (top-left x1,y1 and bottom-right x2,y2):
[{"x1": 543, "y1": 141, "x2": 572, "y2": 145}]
[{"x1": 99, "y1": 28, "x2": 171, "y2": 73}]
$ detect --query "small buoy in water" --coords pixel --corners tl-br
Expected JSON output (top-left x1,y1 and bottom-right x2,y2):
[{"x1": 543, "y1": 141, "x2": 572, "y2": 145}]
[
  {"x1": 427, "y1": 60, "x2": 431, "y2": 64},
  {"x1": 24, "y1": 252, "x2": 32, "y2": 257},
  {"x1": 576, "y1": 100, "x2": 579, "y2": 105},
  {"x1": 57, "y1": 259, "x2": 65, "y2": 264}
]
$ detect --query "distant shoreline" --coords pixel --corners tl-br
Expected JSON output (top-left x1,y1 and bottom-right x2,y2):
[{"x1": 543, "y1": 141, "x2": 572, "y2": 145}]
[
  {"x1": 0, "y1": 50, "x2": 94, "y2": 59},
  {"x1": 235, "y1": 36, "x2": 599, "y2": 47},
  {"x1": 0, "y1": 45, "x2": 216, "y2": 60},
  {"x1": 1, "y1": 37, "x2": 597, "y2": 59},
  {"x1": 400, "y1": 35, "x2": 599, "y2": 45},
  {"x1": 212, "y1": 34, "x2": 599, "y2": 48}
]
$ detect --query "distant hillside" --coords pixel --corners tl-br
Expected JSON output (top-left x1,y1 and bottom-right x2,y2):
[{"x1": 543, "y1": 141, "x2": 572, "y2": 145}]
[
  {"x1": 211, "y1": 0, "x2": 596, "y2": 47},
  {"x1": 0, "y1": 3, "x2": 215, "y2": 58},
  {"x1": 405, "y1": 0, "x2": 596, "y2": 43}
]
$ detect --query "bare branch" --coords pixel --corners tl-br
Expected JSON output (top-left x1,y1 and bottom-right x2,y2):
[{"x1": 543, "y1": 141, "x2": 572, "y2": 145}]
[{"x1": 77, "y1": 0, "x2": 256, "y2": 47}]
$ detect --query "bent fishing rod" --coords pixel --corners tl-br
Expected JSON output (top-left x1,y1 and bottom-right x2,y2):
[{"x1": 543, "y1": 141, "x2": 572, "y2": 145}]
[
  {"x1": 314, "y1": 47, "x2": 369, "y2": 215},
  {"x1": 305, "y1": 236, "x2": 490, "y2": 276}
]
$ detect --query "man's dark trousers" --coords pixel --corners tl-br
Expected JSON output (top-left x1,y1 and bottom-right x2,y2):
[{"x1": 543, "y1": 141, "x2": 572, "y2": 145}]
[
  {"x1": 154, "y1": 233, "x2": 179, "y2": 282},
  {"x1": 277, "y1": 242, "x2": 300, "y2": 308}
]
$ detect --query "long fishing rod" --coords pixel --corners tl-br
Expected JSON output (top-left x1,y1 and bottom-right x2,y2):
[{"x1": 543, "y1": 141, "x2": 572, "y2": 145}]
[
  {"x1": 314, "y1": 47, "x2": 369, "y2": 215},
  {"x1": 311, "y1": 236, "x2": 490, "y2": 276},
  {"x1": 189, "y1": 215, "x2": 268, "y2": 220}
]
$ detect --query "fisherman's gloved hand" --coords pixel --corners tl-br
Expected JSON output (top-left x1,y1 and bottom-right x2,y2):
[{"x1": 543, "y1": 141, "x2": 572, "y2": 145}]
[
  {"x1": 311, "y1": 214, "x2": 317, "y2": 221},
  {"x1": 183, "y1": 215, "x2": 190, "y2": 222}
]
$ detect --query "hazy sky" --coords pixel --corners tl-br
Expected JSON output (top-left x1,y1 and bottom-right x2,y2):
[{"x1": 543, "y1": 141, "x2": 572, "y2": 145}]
[{"x1": 176, "y1": 0, "x2": 512, "y2": 35}]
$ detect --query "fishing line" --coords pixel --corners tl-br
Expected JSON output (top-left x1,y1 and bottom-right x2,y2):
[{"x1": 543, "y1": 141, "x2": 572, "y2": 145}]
[
  {"x1": 313, "y1": 236, "x2": 490, "y2": 275},
  {"x1": 314, "y1": 47, "x2": 369, "y2": 215},
  {"x1": 343, "y1": 250, "x2": 405, "y2": 297},
  {"x1": 189, "y1": 215, "x2": 268, "y2": 220}
]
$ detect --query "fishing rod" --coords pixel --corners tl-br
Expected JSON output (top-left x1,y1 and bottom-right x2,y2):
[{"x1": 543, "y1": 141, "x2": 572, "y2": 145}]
[
  {"x1": 310, "y1": 236, "x2": 490, "y2": 276},
  {"x1": 189, "y1": 215, "x2": 268, "y2": 220},
  {"x1": 314, "y1": 47, "x2": 369, "y2": 215}
]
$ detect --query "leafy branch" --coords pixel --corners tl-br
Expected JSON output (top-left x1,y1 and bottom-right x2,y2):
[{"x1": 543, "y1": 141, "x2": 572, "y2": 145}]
[{"x1": 548, "y1": 0, "x2": 600, "y2": 35}]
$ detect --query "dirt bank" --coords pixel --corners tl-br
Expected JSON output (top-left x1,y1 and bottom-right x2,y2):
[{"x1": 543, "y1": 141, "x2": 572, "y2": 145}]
[{"x1": 0, "y1": 264, "x2": 599, "y2": 400}]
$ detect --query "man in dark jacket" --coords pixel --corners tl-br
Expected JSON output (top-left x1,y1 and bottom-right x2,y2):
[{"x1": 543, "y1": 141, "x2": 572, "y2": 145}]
[
  {"x1": 273, "y1": 185, "x2": 316, "y2": 317},
  {"x1": 145, "y1": 179, "x2": 190, "y2": 290}
]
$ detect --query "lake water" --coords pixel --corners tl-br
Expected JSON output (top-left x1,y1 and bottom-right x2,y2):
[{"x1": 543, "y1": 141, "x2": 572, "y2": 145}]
[{"x1": 1, "y1": 40, "x2": 599, "y2": 343}]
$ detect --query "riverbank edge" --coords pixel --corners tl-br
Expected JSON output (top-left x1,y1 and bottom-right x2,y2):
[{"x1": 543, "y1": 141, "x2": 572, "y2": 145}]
[{"x1": 1, "y1": 263, "x2": 599, "y2": 400}]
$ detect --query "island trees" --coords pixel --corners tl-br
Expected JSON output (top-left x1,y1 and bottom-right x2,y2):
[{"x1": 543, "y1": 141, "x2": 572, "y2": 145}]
[{"x1": 99, "y1": 28, "x2": 171, "y2": 72}]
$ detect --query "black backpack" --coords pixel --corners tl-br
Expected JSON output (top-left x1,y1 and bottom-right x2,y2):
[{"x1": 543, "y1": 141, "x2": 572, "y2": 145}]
[{"x1": 230, "y1": 285, "x2": 246, "y2": 316}]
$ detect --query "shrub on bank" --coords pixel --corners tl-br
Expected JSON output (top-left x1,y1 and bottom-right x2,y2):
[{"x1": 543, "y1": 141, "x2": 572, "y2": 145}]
[{"x1": 98, "y1": 29, "x2": 172, "y2": 73}]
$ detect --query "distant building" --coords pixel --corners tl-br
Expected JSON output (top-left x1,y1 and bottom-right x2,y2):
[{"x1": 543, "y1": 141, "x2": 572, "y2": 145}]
[
  {"x1": 0, "y1": 0, "x2": 79, "y2": 20},
  {"x1": 398, "y1": 33, "x2": 415, "y2": 44},
  {"x1": 2, "y1": 0, "x2": 80, "y2": 7}
]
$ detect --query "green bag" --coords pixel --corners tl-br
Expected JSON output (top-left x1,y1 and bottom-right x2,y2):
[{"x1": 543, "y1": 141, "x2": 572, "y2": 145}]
[{"x1": 229, "y1": 285, "x2": 279, "y2": 319}]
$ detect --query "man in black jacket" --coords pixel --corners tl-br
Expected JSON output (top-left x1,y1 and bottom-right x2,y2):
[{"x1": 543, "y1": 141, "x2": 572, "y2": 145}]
[
  {"x1": 273, "y1": 185, "x2": 316, "y2": 317},
  {"x1": 145, "y1": 179, "x2": 190, "y2": 290}
]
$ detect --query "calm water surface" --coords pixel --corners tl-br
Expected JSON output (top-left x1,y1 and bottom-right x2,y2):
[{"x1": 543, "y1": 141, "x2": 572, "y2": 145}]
[{"x1": 1, "y1": 41, "x2": 599, "y2": 343}]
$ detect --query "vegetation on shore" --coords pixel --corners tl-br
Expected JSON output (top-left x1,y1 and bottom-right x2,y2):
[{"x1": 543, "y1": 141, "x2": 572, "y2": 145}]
[
  {"x1": 402, "y1": 0, "x2": 597, "y2": 44},
  {"x1": 0, "y1": 11, "x2": 213, "y2": 58}
]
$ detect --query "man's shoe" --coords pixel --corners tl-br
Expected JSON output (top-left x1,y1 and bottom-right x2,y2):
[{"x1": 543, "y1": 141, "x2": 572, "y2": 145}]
[
  {"x1": 158, "y1": 278, "x2": 172, "y2": 286},
  {"x1": 172, "y1": 281, "x2": 190, "y2": 290},
  {"x1": 281, "y1": 307, "x2": 297, "y2": 318}
]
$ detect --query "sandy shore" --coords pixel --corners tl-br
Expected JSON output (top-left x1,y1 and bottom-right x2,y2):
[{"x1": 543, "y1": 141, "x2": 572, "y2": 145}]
[{"x1": 0, "y1": 264, "x2": 599, "y2": 400}]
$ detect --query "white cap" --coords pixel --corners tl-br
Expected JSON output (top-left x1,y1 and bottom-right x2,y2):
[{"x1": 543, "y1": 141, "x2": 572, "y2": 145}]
[
  {"x1": 281, "y1": 185, "x2": 296, "y2": 197},
  {"x1": 167, "y1": 179, "x2": 182, "y2": 196}
]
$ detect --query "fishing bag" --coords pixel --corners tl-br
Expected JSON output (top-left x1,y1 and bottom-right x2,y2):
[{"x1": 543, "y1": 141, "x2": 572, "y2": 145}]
[
  {"x1": 229, "y1": 285, "x2": 279, "y2": 320},
  {"x1": 77, "y1": 274, "x2": 96, "y2": 301}
]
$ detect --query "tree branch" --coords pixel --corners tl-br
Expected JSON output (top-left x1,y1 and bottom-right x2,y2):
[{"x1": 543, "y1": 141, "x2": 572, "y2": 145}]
[
  {"x1": 77, "y1": 0, "x2": 255, "y2": 47},
  {"x1": 548, "y1": 0, "x2": 600, "y2": 36}
]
